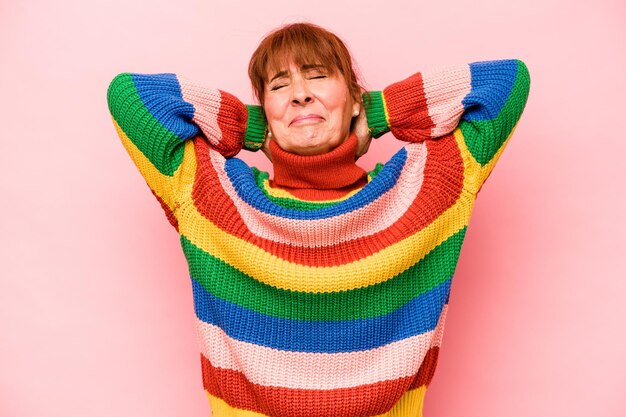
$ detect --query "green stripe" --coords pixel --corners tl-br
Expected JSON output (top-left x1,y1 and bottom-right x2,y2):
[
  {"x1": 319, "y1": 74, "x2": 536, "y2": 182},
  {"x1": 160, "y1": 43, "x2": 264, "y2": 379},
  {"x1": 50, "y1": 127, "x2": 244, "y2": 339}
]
[
  {"x1": 369, "y1": 162, "x2": 385, "y2": 177},
  {"x1": 181, "y1": 227, "x2": 466, "y2": 321},
  {"x1": 243, "y1": 105, "x2": 267, "y2": 151},
  {"x1": 250, "y1": 164, "x2": 386, "y2": 211},
  {"x1": 363, "y1": 91, "x2": 390, "y2": 138},
  {"x1": 107, "y1": 73, "x2": 184, "y2": 176},
  {"x1": 460, "y1": 60, "x2": 531, "y2": 165}
]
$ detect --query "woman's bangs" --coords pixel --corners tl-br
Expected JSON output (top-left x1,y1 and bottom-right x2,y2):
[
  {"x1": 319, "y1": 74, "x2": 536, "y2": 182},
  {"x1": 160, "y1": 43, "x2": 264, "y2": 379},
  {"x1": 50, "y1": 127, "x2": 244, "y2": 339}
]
[{"x1": 264, "y1": 38, "x2": 338, "y2": 81}]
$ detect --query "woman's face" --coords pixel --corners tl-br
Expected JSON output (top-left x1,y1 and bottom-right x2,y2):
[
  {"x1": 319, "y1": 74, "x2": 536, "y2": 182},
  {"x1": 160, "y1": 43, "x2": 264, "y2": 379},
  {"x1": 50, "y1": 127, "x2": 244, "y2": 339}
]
[{"x1": 263, "y1": 61, "x2": 360, "y2": 156}]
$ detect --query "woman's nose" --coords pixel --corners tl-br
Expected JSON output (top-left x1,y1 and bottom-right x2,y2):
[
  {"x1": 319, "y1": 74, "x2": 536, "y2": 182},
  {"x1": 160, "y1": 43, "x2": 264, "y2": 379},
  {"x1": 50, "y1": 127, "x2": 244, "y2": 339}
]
[{"x1": 291, "y1": 79, "x2": 313, "y2": 105}]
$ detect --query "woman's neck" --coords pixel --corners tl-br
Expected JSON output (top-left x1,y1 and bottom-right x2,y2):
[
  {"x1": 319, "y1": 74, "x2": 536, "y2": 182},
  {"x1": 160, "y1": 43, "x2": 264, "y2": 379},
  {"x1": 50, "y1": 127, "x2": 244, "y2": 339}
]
[{"x1": 269, "y1": 133, "x2": 368, "y2": 201}]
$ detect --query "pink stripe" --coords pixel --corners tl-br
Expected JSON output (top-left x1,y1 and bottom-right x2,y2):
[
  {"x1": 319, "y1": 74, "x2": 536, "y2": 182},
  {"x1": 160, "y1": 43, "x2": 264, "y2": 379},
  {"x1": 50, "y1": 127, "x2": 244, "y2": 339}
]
[
  {"x1": 207, "y1": 142, "x2": 427, "y2": 247},
  {"x1": 194, "y1": 305, "x2": 448, "y2": 390},
  {"x1": 179, "y1": 80, "x2": 223, "y2": 148},
  {"x1": 421, "y1": 64, "x2": 472, "y2": 137}
]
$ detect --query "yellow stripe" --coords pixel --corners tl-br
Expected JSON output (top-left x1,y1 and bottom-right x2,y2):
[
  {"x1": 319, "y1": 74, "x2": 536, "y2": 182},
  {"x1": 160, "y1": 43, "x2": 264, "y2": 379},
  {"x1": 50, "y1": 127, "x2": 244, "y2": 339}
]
[
  {"x1": 179, "y1": 193, "x2": 470, "y2": 293},
  {"x1": 206, "y1": 393, "x2": 267, "y2": 417},
  {"x1": 205, "y1": 385, "x2": 426, "y2": 417},
  {"x1": 454, "y1": 123, "x2": 515, "y2": 194},
  {"x1": 177, "y1": 139, "x2": 475, "y2": 293},
  {"x1": 381, "y1": 92, "x2": 391, "y2": 128},
  {"x1": 113, "y1": 117, "x2": 197, "y2": 210},
  {"x1": 375, "y1": 385, "x2": 426, "y2": 417}
]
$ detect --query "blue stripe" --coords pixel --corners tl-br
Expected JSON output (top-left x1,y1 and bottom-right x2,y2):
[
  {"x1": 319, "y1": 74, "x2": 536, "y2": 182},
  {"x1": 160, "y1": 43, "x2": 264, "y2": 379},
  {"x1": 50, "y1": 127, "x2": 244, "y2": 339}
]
[
  {"x1": 131, "y1": 73, "x2": 199, "y2": 141},
  {"x1": 191, "y1": 276, "x2": 451, "y2": 353},
  {"x1": 462, "y1": 59, "x2": 518, "y2": 121},
  {"x1": 223, "y1": 147, "x2": 409, "y2": 220}
]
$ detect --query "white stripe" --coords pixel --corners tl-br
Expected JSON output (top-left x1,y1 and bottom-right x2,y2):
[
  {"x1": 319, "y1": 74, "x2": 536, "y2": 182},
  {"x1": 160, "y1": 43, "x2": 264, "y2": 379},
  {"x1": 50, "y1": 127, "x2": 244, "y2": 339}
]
[{"x1": 421, "y1": 64, "x2": 472, "y2": 137}]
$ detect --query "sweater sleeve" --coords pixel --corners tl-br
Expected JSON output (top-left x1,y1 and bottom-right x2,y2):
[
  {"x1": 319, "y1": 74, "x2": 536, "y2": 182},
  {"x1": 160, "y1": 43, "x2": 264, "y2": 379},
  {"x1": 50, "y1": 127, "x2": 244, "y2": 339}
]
[
  {"x1": 363, "y1": 59, "x2": 531, "y2": 190},
  {"x1": 106, "y1": 73, "x2": 267, "y2": 210}
]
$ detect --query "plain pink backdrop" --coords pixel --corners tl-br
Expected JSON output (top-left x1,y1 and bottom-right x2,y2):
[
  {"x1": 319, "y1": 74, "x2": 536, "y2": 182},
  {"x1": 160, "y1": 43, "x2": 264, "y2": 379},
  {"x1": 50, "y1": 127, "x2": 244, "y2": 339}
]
[{"x1": 1, "y1": 1, "x2": 625, "y2": 416}]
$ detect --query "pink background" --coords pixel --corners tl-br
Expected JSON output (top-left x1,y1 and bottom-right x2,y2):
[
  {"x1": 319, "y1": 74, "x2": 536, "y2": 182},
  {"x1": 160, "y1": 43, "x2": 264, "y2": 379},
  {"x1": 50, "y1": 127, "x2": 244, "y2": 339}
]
[{"x1": 1, "y1": 0, "x2": 625, "y2": 416}]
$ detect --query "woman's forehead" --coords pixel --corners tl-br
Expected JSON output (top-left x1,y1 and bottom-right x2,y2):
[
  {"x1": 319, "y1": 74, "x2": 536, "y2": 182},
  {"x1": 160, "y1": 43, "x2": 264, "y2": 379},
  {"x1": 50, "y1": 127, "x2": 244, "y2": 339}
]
[{"x1": 264, "y1": 52, "x2": 337, "y2": 80}]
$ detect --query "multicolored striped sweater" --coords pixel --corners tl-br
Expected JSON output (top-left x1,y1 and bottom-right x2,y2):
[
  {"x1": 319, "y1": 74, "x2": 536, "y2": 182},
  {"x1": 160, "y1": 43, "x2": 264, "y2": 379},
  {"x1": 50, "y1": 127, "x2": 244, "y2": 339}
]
[{"x1": 107, "y1": 58, "x2": 530, "y2": 417}]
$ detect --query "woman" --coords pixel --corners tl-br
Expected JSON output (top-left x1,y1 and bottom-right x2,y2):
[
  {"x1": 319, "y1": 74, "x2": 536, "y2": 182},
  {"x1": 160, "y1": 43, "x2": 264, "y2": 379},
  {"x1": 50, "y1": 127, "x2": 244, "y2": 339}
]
[{"x1": 107, "y1": 23, "x2": 530, "y2": 417}]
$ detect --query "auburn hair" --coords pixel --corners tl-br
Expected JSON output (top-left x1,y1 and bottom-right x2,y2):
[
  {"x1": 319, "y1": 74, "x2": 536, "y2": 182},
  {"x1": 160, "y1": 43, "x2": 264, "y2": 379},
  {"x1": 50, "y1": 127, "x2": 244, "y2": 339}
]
[{"x1": 248, "y1": 23, "x2": 364, "y2": 106}]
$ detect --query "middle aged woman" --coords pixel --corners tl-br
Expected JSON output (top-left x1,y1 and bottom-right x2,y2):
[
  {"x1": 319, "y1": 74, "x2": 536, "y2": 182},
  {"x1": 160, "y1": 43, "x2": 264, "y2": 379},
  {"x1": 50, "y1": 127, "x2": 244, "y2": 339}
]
[{"x1": 107, "y1": 22, "x2": 531, "y2": 417}]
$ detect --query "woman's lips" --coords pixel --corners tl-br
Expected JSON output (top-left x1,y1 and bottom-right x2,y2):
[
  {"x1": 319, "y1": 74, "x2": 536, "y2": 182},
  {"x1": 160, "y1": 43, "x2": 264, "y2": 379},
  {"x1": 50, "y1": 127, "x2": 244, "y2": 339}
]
[{"x1": 289, "y1": 114, "x2": 324, "y2": 126}]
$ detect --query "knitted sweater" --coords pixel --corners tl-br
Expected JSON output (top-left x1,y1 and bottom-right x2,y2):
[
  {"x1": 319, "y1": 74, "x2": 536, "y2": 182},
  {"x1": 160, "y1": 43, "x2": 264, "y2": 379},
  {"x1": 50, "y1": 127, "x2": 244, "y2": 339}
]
[{"x1": 107, "y1": 58, "x2": 530, "y2": 417}]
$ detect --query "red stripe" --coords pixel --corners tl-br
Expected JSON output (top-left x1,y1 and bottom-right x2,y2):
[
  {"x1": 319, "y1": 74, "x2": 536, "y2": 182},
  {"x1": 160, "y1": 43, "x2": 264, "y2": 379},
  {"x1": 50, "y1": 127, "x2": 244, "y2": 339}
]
[
  {"x1": 214, "y1": 91, "x2": 246, "y2": 158},
  {"x1": 384, "y1": 72, "x2": 436, "y2": 143},
  {"x1": 201, "y1": 347, "x2": 440, "y2": 416},
  {"x1": 191, "y1": 134, "x2": 464, "y2": 266},
  {"x1": 151, "y1": 190, "x2": 179, "y2": 232},
  {"x1": 410, "y1": 346, "x2": 440, "y2": 389},
  {"x1": 201, "y1": 349, "x2": 439, "y2": 417}
]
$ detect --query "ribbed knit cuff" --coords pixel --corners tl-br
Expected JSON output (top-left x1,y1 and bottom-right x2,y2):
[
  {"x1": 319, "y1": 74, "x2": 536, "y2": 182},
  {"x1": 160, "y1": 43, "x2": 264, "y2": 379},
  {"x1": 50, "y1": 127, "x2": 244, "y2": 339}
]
[
  {"x1": 244, "y1": 105, "x2": 267, "y2": 151},
  {"x1": 362, "y1": 91, "x2": 390, "y2": 138}
]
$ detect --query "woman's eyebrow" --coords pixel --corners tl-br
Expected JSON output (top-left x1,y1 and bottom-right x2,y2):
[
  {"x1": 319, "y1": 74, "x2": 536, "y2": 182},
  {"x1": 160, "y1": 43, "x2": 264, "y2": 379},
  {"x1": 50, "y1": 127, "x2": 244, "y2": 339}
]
[{"x1": 269, "y1": 70, "x2": 288, "y2": 83}]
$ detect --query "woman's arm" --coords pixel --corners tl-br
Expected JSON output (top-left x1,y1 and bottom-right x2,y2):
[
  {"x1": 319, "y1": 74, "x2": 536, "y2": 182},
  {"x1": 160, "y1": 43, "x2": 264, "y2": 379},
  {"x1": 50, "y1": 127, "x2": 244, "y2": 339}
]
[
  {"x1": 363, "y1": 59, "x2": 531, "y2": 177},
  {"x1": 106, "y1": 73, "x2": 266, "y2": 208}
]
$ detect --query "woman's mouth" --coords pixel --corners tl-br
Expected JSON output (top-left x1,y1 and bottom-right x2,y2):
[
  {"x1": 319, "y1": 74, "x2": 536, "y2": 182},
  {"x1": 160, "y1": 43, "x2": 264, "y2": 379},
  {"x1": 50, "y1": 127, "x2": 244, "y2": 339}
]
[{"x1": 289, "y1": 114, "x2": 325, "y2": 126}]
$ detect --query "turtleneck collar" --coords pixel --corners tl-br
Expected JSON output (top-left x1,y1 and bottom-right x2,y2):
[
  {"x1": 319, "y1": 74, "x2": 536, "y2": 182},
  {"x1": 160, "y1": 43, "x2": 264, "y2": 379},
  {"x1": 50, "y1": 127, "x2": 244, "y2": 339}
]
[{"x1": 269, "y1": 133, "x2": 368, "y2": 199}]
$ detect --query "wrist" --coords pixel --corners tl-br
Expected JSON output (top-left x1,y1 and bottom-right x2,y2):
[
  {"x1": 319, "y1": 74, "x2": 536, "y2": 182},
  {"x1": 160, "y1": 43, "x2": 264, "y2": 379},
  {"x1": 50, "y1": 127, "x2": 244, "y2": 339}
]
[
  {"x1": 243, "y1": 105, "x2": 267, "y2": 151},
  {"x1": 362, "y1": 91, "x2": 390, "y2": 138}
]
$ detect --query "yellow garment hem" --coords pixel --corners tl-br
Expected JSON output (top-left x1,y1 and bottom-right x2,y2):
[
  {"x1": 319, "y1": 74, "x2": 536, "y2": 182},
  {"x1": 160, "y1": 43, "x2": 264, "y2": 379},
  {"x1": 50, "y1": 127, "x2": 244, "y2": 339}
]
[{"x1": 205, "y1": 385, "x2": 427, "y2": 417}]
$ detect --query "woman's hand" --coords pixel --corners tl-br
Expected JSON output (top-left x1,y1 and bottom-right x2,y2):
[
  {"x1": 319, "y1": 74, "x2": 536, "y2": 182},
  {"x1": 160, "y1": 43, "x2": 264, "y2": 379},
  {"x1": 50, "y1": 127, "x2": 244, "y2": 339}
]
[{"x1": 353, "y1": 110, "x2": 372, "y2": 160}]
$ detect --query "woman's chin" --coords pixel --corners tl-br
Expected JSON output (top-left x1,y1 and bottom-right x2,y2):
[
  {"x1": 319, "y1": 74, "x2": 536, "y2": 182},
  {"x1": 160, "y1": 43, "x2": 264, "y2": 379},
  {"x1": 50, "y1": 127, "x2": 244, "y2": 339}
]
[{"x1": 273, "y1": 129, "x2": 347, "y2": 156}]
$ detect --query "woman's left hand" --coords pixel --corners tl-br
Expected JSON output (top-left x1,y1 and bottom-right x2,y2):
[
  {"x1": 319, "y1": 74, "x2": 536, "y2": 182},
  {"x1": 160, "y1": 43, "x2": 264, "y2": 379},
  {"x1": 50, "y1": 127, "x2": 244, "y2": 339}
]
[{"x1": 353, "y1": 110, "x2": 372, "y2": 160}]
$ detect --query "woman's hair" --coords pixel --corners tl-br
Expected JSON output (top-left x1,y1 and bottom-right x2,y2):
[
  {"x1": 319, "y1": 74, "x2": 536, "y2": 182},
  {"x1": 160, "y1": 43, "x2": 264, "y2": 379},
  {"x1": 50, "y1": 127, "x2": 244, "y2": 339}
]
[{"x1": 248, "y1": 23, "x2": 364, "y2": 106}]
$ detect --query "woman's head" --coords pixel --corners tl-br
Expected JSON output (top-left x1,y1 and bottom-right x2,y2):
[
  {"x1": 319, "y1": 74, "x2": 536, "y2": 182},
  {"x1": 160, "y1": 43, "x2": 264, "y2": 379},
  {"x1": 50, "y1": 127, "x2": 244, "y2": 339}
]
[{"x1": 248, "y1": 23, "x2": 364, "y2": 156}]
